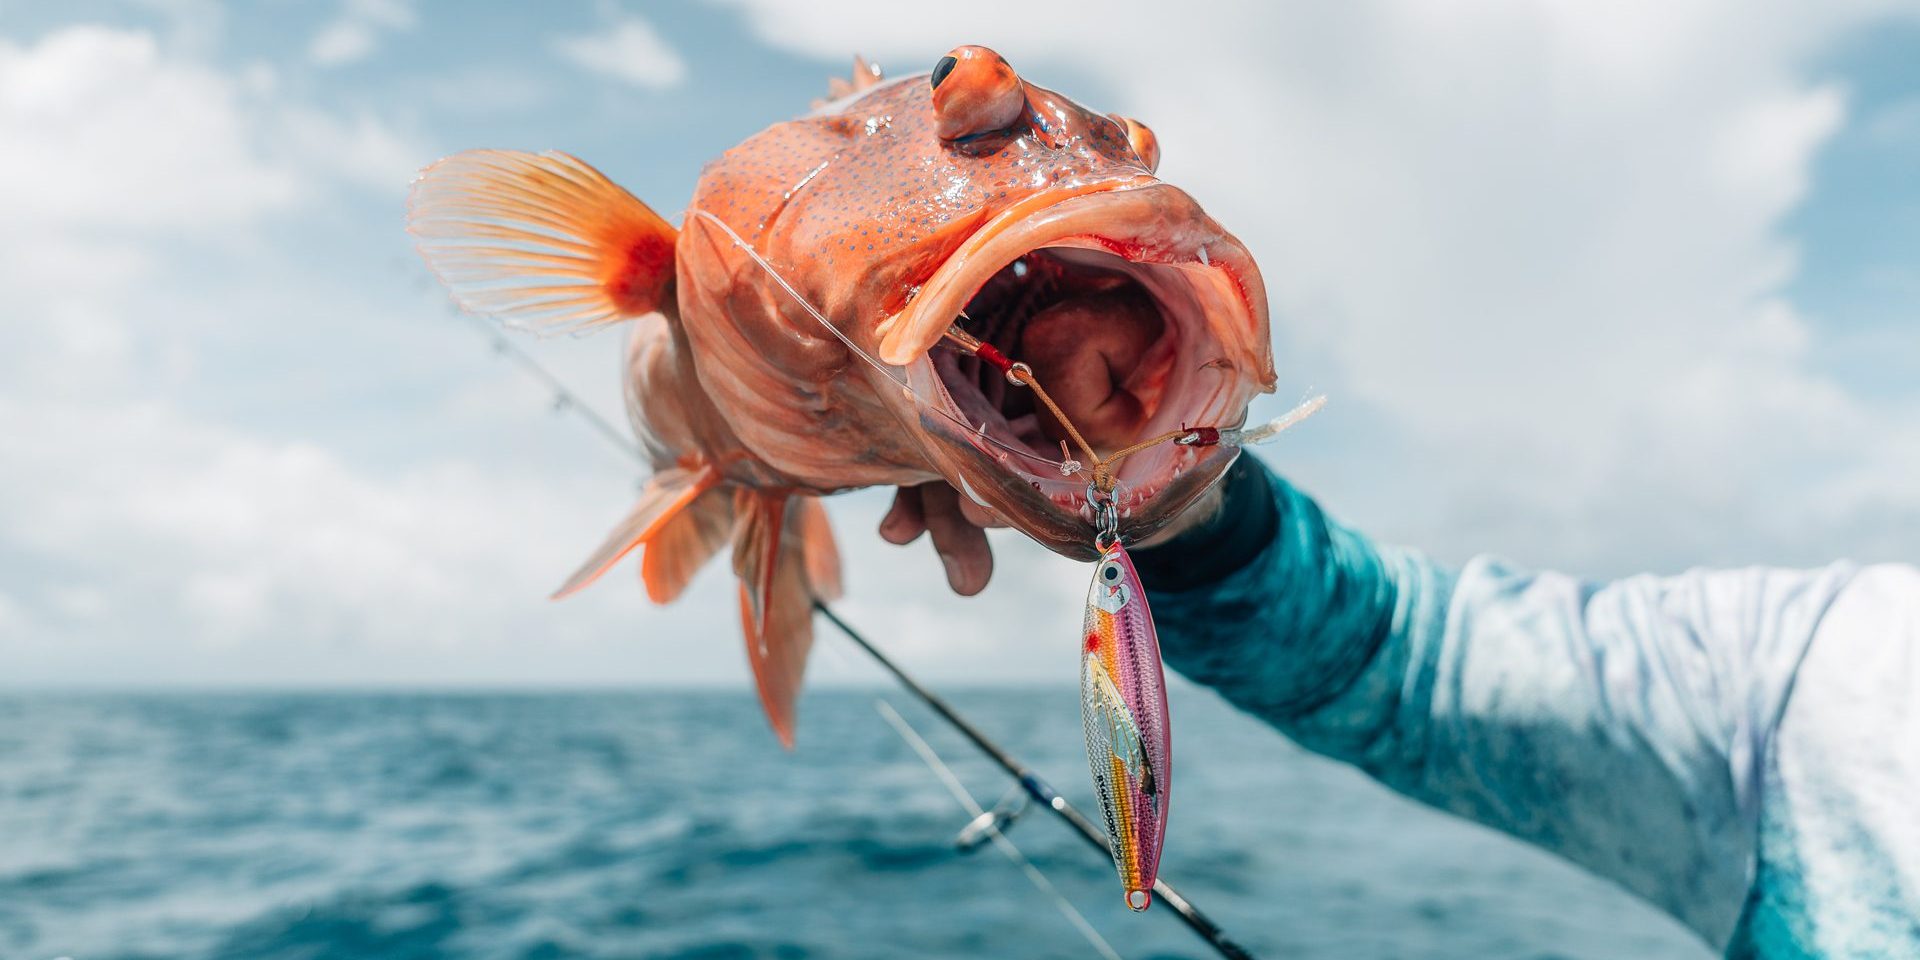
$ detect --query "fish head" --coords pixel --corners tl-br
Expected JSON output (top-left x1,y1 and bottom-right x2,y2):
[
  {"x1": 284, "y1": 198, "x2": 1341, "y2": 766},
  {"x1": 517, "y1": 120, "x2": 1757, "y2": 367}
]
[{"x1": 684, "y1": 45, "x2": 1274, "y2": 559}]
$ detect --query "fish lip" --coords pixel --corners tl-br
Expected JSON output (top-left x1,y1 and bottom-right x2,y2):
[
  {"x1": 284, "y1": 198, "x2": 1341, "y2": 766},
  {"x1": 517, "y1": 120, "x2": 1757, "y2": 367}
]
[
  {"x1": 877, "y1": 179, "x2": 1272, "y2": 379},
  {"x1": 881, "y1": 181, "x2": 1272, "y2": 553}
]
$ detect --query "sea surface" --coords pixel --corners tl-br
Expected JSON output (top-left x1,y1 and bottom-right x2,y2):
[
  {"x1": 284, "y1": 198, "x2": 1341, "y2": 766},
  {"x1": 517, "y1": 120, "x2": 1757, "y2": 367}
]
[{"x1": 0, "y1": 689, "x2": 1715, "y2": 960}]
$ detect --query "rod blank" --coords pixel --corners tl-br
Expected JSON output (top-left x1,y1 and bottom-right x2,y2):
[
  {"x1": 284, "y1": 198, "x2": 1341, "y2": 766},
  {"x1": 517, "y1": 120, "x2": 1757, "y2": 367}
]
[{"x1": 814, "y1": 601, "x2": 1258, "y2": 960}]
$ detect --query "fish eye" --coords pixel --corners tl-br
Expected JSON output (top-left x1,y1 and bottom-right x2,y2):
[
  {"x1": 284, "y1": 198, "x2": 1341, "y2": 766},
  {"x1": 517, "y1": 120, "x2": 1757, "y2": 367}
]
[
  {"x1": 1114, "y1": 115, "x2": 1160, "y2": 173},
  {"x1": 1100, "y1": 561, "x2": 1122, "y2": 584},
  {"x1": 930, "y1": 45, "x2": 1025, "y2": 141},
  {"x1": 930, "y1": 55, "x2": 958, "y2": 90}
]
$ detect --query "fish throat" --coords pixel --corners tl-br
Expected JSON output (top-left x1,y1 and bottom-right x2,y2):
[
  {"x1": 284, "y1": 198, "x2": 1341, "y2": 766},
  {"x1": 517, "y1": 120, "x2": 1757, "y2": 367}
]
[
  {"x1": 931, "y1": 245, "x2": 1232, "y2": 499},
  {"x1": 943, "y1": 250, "x2": 1173, "y2": 455}
]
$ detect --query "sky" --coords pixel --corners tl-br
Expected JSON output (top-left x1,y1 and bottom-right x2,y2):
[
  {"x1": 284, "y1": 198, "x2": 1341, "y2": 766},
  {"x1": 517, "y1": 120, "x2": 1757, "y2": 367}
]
[{"x1": 1, "y1": 0, "x2": 1917, "y2": 690}]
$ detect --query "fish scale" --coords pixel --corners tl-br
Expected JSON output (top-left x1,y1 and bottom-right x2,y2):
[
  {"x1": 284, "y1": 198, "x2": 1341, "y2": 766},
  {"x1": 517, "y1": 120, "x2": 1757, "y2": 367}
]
[{"x1": 408, "y1": 43, "x2": 1273, "y2": 748}]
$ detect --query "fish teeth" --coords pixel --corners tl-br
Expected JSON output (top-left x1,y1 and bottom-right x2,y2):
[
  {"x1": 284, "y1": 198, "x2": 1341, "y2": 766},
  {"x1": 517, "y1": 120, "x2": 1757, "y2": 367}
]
[
  {"x1": 1198, "y1": 243, "x2": 1210, "y2": 266},
  {"x1": 957, "y1": 476, "x2": 993, "y2": 509}
]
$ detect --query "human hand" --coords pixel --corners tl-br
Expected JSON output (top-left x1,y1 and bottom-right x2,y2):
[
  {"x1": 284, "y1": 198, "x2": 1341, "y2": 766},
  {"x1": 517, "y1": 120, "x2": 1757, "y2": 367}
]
[
  {"x1": 878, "y1": 476, "x2": 1228, "y2": 596},
  {"x1": 878, "y1": 480, "x2": 1003, "y2": 596}
]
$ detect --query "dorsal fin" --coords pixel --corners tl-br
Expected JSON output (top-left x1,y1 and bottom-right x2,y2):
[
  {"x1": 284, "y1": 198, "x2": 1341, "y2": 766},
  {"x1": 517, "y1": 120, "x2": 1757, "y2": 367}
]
[
  {"x1": 408, "y1": 149, "x2": 677, "y2": 332},
  {"x1": 812, "y1": 55, "x2": 885, "y2": 109}
]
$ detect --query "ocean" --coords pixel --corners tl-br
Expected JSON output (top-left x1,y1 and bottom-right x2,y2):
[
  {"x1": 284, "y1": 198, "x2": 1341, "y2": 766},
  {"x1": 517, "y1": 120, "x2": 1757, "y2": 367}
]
[{"x1": 0, "y1": 689, "x2": 1714, "y2": 960}]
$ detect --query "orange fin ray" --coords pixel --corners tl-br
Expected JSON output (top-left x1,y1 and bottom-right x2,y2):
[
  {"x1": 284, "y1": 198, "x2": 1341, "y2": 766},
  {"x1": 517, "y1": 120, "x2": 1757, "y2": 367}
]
[
  {"x1": 640, "y1": 488, "x2": 732, "y2": 604},
  {"x1": 552, "y1": 465, "x2": 719, "y2": 600},
  {"x1": 408, "y1": 149, "x2": 678, "y2": 332},
  {"x1": 793, "y1": 497, "x2": 842, "y2": 602},
  {"x1": 732, "y1": 492, "x2": 827, "y2": 750}
]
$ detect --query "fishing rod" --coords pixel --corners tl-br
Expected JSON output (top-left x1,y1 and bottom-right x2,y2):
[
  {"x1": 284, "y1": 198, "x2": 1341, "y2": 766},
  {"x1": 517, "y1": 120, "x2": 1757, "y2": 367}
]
[
  {"x1": 815, "y1": 603, "x2": 1256, "y2": 960},
  {"x1": 872, "y1": 698, "x2": 1123, "y2": 960},
  {"x1": 447, "y1": 304, "x2": 1260, "y2": 960}
]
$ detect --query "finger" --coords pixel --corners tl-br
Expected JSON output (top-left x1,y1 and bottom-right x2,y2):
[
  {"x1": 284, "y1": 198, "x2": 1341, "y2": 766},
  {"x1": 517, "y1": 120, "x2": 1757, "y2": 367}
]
[
  {"x1": 878, "y1": 486, "x2": 927, "y2": 545},
  {"x1": 921, "y1": 483, "x2": 993, "y2": 596}
]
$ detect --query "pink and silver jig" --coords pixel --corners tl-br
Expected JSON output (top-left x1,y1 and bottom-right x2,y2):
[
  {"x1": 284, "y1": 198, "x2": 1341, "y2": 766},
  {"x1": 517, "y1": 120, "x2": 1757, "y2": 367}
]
[{"x1": 1079, "y1": 484, "x2": 1172, "y2": 911}]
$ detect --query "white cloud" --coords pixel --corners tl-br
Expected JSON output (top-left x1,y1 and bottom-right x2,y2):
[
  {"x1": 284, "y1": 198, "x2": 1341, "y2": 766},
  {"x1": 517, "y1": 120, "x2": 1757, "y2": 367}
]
[
  {"x1": 0, "y1": 590, "x2": 25, "y2": 637},
  {"x1": 0, "y1": 25, "x2": 425, "y2": 393},
  {"x1": 4, "y1": 5, "x2": 1919, "y2": 693},
  {"x1": 0, "y1": 26, "x2": 425, "y2": 236},
  {"x1": 309, "y1": 23, "x2": 375, "y2": 66},
  {"x1": 0, "y1": 25, "x2": 507, "y2": 686},
  {"x1": 279, "y1": 107, "x2": 428, "y2": 192},
  {"x1": 2, "y1": 400, "x2": 567, "y2": 647},
  {"x1": 308, "y1": 0, "x2": 416, "y2": 67},
  {"x1": 0, "y1": 27, "x2": 297, "y2": 230},
  {"x1": 552, "y1": 16, "x2": 688, "y2": 90}
]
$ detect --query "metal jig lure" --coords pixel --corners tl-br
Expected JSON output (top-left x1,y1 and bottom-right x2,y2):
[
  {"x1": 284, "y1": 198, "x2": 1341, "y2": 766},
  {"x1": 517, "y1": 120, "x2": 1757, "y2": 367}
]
[
  {"x1": 930, "y1": 319, "x2": 1321, "y2": 913},
  {"x1": 1079, "y1": 482, "x2": 1173, "y2": 911}
]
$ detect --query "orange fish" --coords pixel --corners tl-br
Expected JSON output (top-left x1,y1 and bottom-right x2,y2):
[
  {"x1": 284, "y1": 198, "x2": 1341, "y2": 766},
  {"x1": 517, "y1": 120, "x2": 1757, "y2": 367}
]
[{"x1": 407, "y1": 46, "x2": 1274, "y2": 747}]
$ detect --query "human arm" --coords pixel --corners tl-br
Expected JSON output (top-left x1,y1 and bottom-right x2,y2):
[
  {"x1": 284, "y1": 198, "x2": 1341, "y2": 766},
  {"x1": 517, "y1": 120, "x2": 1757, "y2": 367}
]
[
  {"x1": 1132, "y1": 455, "x2": 1863, "y2": 951},
  {"x1": 885, "y1": 450, "x2": 1909, "y2": 954}
]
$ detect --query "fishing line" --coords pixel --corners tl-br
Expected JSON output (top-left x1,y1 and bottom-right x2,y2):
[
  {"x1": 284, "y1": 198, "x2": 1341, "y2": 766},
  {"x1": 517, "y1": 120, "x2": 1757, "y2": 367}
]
[
  {"x1": 817, "y1": 603, "x2": 1259, "y2": 960},
  {"x1": 947, "y1": 324, "x2": 1326, "y2": 492},
  {"x1": 684, "y1": 207, "x2": 1324, "y2": 501},
  {"x1": 874, "y1": 699, "x2": 1123, "y2": 960},
  {"x1": 450, "y1": 307, "x2": 645, "y2": 463},
  {"x1": 439, "y1": 276, "x2": 1264, "y2": 960},
  {"x1": 681, "y1": 209, "x2": 1066, "y2": 478}
]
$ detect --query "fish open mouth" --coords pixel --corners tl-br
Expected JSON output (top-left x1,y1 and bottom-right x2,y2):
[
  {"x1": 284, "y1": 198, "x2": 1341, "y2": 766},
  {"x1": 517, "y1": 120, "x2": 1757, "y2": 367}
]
[{"x1": 882, "y1": 182, "x2": 1273, "y2": 553}]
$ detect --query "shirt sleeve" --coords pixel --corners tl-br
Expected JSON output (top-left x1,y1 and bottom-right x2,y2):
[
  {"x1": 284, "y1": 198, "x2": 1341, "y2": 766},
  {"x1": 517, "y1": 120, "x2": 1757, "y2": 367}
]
[
  {"x1": 1135, "y1": 455, "x2": 1859, "y2": 950},
  {"x1": 1729, "y1": 563, "x2": 1920, "y2": 958}
]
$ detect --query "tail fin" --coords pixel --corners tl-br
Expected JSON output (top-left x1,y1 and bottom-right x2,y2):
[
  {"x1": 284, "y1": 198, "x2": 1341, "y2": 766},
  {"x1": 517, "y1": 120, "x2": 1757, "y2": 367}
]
[
  {"x1": 732, "y1": 491, "x2": 842, "y2": 749},
  {"x1": 408, "y1": 149, "x2": 678, "y2": 332}
]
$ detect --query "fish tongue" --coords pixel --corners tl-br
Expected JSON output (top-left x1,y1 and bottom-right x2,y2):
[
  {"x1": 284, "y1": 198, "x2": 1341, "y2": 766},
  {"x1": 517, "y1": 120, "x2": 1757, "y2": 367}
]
[{"x1": 1017, "y1": 287, "x2": 1165, "y2": 450}]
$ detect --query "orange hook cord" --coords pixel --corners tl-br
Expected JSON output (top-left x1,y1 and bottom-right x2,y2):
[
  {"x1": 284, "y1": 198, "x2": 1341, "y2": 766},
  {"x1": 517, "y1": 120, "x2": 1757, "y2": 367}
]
[{"x1": 940, "y1": 327, "x2": 1217, "y2": 495}]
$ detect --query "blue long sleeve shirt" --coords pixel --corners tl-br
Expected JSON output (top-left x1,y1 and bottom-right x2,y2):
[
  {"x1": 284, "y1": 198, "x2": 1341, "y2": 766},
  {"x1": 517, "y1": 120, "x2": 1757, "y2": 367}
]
[{"x1": 1134, "y1": 456, "x2": 1920, "y2": 958}]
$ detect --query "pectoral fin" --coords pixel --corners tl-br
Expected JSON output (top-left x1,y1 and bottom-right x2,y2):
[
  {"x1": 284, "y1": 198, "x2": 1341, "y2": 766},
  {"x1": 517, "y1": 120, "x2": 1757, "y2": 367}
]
[{"x1": 409, "y1": 149, "x2": 678, "y2": 331}]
